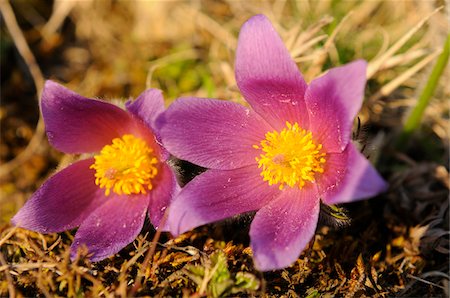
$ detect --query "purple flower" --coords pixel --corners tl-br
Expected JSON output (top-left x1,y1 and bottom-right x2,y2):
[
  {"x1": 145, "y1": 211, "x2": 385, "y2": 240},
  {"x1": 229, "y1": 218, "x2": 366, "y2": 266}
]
[
  {"x1": 158, "y1": 15, "x2": 388, "y2": 271},
  {"x1": 12, "y1": 81, "x2": 178, "y2": 261}
]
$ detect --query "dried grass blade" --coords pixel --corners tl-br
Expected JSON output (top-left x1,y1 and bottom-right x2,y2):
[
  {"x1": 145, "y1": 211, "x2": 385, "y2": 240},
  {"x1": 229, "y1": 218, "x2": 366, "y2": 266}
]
[
  {"x1": 369, "y1": 49, "x2": 441, "y2": 102},
  {"x1": 0, "y1": 252, "x2": 15, "y2": 297},
  {"x1": 0, "y1": 0, "x2": 46, "y2": 178},
  {"x1": 367, "y1": 6, "x2": 443, "y2": 78},
  {"x1": 306, "y1": 11, "x2": 354, "y2": 78},
  {"x1": 401, "y1": 34, "x2": 449, "y2": 137}
]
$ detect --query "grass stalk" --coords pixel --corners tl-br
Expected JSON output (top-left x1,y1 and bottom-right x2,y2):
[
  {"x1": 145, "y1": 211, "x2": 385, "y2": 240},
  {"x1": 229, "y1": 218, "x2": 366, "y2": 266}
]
[{"x1": 399, "y1": 33, "x2": 449, "y2": 143}]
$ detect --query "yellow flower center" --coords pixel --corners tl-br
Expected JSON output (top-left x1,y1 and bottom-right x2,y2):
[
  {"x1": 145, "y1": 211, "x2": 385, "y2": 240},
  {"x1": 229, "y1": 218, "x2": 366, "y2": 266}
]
[
  {"x1": 90, "y1": 134, "x2": 159, "y2": 196},
  {"x1": 253, "y1": 122, "x2": 326, "y2": 190}
]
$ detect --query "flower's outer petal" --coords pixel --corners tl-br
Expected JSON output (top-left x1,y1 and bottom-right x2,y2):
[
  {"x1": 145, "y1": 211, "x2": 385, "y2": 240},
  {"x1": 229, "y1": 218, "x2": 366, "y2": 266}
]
[
  {"x1": 235, "y1": 14, "x2": 309, "y2": 130},
  {"x1": 321, "y1": 143, "x2": 388, "y2": 205},
  {"x1": 148, "y1": 163, "x2": 179, "y2": 230},
  {"x1": 249, "y1": 186, "x2": 320, "y2": 271},
  {"x1": 70, "y1": 194, "x2": 149, "y2": 261},
  {"x1": 167, "y1": 165, "x2": 281, "y2": 236},
  {"x1": 11, "y1": 158, "x2": 106, "y2": 233},
  {"x1": 316, "y1": 147, "x2": 349, "y2": 197},
  {"x1": 158, "y1": 97, "x2": 273, "y2": 170},
  {"x1": 126, "y1": 89, "x2": 170, "y2": 160},
  {"x1": 42, "y1": 80, "x2": 135, "y2": 154},
  {"x1": 126, "y1": 89, "x2": 165, "y2": 130},
  {"x1": 305, "y1": 60, "x2": 367, "y2": 152}
]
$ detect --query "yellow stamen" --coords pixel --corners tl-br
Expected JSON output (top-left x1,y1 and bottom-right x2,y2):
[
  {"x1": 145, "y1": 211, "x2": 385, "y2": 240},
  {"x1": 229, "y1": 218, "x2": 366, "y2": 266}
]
[
  {"x1": 90, "y1": 134, "x2": 158, "y2": 196},
  {"x1": 254, "y1": 122, "x2": 326, "y2": 190}
]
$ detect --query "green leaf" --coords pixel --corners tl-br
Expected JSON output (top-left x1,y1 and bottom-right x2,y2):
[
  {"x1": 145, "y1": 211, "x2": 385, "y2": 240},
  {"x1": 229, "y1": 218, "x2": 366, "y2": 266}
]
[
  {"x1": 182, "y1": 250, "x2": 260, "y2": 297},
  {"x1": 183, "y1": 264, "x2": 205, "y2": 286},
  {"x1": 232, "y1": 272, "x2": 260, "y2": 293},
  {"x1": 305, "y1": 288, "x2": 321, "y2": 298},
  {"x1": 209, "y1": 251, "x2": 233, "y2": 297}
]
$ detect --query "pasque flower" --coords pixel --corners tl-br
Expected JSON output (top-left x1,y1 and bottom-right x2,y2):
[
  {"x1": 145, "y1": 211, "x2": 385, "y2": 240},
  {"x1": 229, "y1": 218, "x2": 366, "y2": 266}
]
[
  {"x1": 12, "y1": 81, "x2": 178, "y2": 261},
  {"x1": 158, "y1": 15, "x2": 388, "y2": 271}
]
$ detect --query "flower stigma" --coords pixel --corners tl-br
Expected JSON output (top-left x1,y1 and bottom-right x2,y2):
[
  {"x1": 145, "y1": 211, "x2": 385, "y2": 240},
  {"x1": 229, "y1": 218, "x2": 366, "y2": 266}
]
[
  {"x1": 254, "y1": 122, "x2": 326, "y2": 190},
  {"x1": 90, "y1": 134, "x2": 158, "y2": 196}
]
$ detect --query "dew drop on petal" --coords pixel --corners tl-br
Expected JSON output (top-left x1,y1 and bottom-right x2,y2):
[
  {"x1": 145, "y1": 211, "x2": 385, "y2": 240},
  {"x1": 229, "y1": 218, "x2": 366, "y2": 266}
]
[{"x1": 46, "y1": 131, "x2": 55, "y2": 141}]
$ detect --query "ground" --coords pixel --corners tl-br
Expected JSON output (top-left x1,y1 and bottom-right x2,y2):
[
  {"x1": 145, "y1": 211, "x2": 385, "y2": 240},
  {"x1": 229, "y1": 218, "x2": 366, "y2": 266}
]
[{"x1": 0, "y1": 1, "x2": 449, "y2": 297}]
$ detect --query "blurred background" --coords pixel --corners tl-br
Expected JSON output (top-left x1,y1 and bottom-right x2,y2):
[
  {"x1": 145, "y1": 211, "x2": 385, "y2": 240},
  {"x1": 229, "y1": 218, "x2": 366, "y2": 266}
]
[{"x1": 0, "y1": 0, "x2": 448, "y2": 296}]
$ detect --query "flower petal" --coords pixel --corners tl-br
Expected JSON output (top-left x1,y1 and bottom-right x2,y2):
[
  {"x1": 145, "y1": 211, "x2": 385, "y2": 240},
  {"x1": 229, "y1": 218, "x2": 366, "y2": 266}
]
[
  {"x1": 249, "y1": 186, "x2": 320, "y2": 271},
  {"x1": 235, "y1": 14, "x2": 309, "y2": 130},
  {"x1": 167, "y1": 164, "x2": 281, "y2": 236},
  {"x1": 158, "y1": 97, "x2": 273, "y2": 169},
  {"x1": 148, "y1": 163, "x2": 179, "y2": 229},
  {"x1": 305, "y1": 60, "x2": 367, "y2": 152},
  {"x1": 321, "y1": 143, "x2": 388, "y2": 205},
  {"x1": 125, "y1": 89, "x2": 169, "y2": 160},
  {"x1": 11, "y1": 158, "x2": 106, "y2": 233},
  {"x1": 126, "y1": 88, "x2": 165, "y2": 130},
  {"x1": 42, "y1": 80, "x2": 135, "y2": 153},
  {"x1": 70, "y1": 194, "x2": 149, "y2": 261},
  {"x1": 316, "y1": 147, "x2": 349, "y2": 197}
]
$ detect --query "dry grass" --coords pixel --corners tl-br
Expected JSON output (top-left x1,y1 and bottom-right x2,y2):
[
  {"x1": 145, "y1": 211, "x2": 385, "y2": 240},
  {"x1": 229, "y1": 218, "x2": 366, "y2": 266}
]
[{"x1": 1, "y1": 0, "x2": 448, "y2": 296}]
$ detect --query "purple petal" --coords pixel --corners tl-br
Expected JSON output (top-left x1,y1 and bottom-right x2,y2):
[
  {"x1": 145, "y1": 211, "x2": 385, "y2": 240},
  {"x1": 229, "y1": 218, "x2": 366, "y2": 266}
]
[
  {"x1": 316, "y1": 147, "x2": 349, "y2": 197},
  {"x1": 321, "y1": 143, "x2": 388, "y2": 205},
  {"x1": 148, "y1": 163, "x2": 179, "y2": 229},
  {"x1": 249, "y1": 186, "x2": 320, "y2": 271},
  {"x1": 158, "y1": 97, "x2": 273, "y2": 170},
  {"x1": 70, "y1": 194, "x2": 149, "y2": 261},
  {"x1": 167, "y1": 164, "x2": 281, "y2": 236},
  {"x1": 125, "y1": 89, "x2": 169, "y2": 159},
  {"x1": 305, "y1": 60, "x2": 367, "y2": 152},
  {"x1": 235, "y1": 14, "x2": 309, "y2": 130},
  {"x1": 11, "y1": 158, "x2": 106, "y2": 233},
  {"x1": 126, "y1": 88, "x2": 165, "y2": 130},
  {"x1": 42, "y1": 80, "x2": 136, "y2": 154}
]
